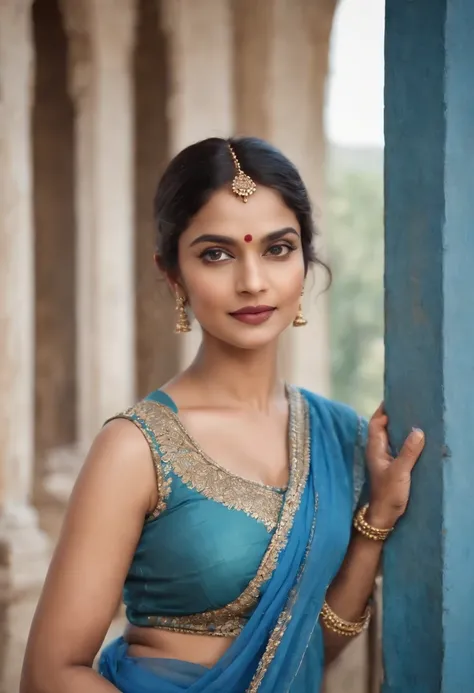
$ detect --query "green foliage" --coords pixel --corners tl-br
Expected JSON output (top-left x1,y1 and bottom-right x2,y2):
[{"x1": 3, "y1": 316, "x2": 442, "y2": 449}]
[{"x1": 327, "y1": 169, "x2": 384, "y2": 418}]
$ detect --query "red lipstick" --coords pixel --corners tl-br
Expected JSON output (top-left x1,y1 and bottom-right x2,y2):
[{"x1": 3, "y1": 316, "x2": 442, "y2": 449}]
[{"x1": 229, "y1": 305, "x2": 276, "y2": 325}]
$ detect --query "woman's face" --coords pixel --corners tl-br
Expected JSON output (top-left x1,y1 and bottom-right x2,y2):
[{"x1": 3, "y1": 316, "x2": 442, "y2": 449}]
[{"x1": 175, "y1": 186, "x2": 305, "y2": 350}]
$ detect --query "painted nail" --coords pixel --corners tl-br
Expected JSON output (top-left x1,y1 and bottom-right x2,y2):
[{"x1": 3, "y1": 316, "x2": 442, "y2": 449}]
[{"x1": 411, "y1": 427, "x2": 424, "y2": 442}]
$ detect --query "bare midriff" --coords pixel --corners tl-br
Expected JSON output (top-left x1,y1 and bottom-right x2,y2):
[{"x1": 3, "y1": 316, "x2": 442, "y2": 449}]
[{"x1": 124, "y1": 623, "x2": 234, "y2": 668}]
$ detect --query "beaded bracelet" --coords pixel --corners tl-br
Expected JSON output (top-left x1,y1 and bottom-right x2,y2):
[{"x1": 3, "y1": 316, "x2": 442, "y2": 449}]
[
  {"x1": 353, "y1": 504, "x2": 394, "y2": 542},
  {"x1": 320, "y1": 600, "x2": 372, "y2": 637}
]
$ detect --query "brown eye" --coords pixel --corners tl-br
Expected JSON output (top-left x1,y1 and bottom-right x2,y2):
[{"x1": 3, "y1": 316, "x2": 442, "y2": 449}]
[{"x1": 201, "y1": 248, "x2": 232, "y2": 263}]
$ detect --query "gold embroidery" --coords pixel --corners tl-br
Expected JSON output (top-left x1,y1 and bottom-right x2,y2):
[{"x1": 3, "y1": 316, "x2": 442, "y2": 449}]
[
  {"x1": 247, "y1": 404, "x2": 315, "y2": 691},
  {"x1": 130, "y1": 399, "x2": 285, "y2": 532},
  {"x1": 104, "y1": 409, "x2": 171, "y2": 519},
  {"x1": 146, "y1": 615, "x2": 245, "y2": 637},
  {"x1": 143, "y1": 387, "x2": 310, "y2": 636}
]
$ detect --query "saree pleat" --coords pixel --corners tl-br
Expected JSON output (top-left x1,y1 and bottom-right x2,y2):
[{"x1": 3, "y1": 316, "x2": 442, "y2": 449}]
[{"x1": 99, "y1": 389, "x2": 363, "y2": 692}]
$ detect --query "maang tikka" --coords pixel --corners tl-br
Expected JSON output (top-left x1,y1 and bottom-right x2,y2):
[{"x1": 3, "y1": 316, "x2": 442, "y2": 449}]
[
  {"x1": 228, "y1": 144, "x2": 257, "y2": 203},
  {"x1": 175, "y1": 290, "x2": 191, "y2": 333}
]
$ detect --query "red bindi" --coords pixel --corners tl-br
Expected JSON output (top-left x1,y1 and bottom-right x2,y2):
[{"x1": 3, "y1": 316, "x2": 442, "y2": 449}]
[{"x1": 244, "y1": 234, "x2": 253, "y2": 243}]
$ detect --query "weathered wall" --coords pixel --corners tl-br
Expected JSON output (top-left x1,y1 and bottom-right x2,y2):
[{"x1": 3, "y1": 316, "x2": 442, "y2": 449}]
[{"x1": 384, "y1": 0, "x2": 474, "y2": 691}]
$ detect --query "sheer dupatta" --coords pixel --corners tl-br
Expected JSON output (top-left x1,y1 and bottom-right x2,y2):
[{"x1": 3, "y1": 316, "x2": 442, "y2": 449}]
[{"x1": 99, "y1": 389, "x2": 364, "y2": 693}]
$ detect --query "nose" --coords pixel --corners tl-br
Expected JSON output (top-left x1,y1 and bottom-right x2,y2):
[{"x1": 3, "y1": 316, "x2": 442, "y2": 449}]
[{"x1": 234, "y1": 254, "x2": 269, "y2": 296}]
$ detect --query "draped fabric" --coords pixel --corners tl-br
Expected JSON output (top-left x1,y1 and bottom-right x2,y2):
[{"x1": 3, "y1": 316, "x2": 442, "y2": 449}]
[{"x1": 99, "y1": 389, "x2": 366, "y2": 693}]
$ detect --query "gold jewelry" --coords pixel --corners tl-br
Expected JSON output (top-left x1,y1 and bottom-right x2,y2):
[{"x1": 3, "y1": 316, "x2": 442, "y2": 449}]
[
  {"x1": 174, "y1": 292, "x2": 191, "y2": 333},
  {"x1": 293, "y1": 291, "x2": 307, "y2": 327},
  {"x1": 228, "y1": 144, "x2": 257, "y2": 203},
  {"x1": 320, "y1": 600, "x2": 372, "y2": 637},
  {"x1": 353, "y1": 503, "x2": 394, "y2": 541}
]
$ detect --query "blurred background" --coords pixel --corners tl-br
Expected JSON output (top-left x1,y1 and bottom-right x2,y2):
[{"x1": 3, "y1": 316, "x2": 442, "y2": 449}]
[{"x1": 0, "y1": 0, "x2": 383, "y2": 690}]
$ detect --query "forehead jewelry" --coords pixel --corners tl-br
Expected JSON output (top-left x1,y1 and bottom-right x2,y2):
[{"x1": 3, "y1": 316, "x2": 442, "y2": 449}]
[
  {"x1": 244, "y1": 234, "x2": 253, "y2": 243},
  {"x1": 228, "y1": 144, "x2": 257, "y2": 203}
]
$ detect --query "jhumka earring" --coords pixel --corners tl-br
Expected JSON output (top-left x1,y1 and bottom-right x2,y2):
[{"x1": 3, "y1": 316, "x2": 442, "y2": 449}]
[
  {"x1": 228, "y1": 144, "x2": 257, "y2": 203},
  {"x1": 175, "y1": 291, "x2": 191, "y2": 333},
  {"x1": 293, "y1": 291, "x2": 308, "y2": 327}
]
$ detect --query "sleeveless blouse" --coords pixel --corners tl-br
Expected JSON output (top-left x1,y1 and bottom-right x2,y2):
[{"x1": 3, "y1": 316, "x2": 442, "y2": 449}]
[{"x1": 106, "y1": 387, "x2": 367, "y2": 638}]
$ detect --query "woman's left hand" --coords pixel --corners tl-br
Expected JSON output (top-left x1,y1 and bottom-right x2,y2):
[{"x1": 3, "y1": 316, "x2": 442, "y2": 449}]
[{"x1": 365, "y1": 403, "x2": 425, "y2": 529}]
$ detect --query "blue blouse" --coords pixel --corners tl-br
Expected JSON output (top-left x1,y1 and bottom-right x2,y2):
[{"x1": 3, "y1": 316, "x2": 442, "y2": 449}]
[{"x1": 106, "y1": 387, "x2": 367, "y2": 638}]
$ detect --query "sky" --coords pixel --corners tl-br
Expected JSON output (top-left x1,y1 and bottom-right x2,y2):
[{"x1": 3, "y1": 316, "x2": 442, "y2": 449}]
[{"x1": 325, "y1": 0, "x2": 385, "y2": 147}]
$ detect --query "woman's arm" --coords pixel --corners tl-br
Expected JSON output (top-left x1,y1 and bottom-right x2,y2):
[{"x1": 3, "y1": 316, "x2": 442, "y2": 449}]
[
  {"x1": 322, "y1": 407, "x2": 425, "y2": 663},
  {"x1": 321, "y1": 509, "x2": 384, "y2": 663},
  {"x1": 20, "y1": 418, "x2": 158, "y2": 693}
]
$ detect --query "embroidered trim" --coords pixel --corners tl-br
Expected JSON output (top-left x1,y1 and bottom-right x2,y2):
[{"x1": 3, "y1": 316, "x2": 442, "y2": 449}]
[
  {"x1": 104, "y1": 409, "x2": 171, "y2": 519},
  {"x1": 145, "y1": 616, "x2": 246, "y2": 637},
  {"x1": 247, "y1": 401, "x2": 315, "y2": 691},
  {"x1": 130, "y1": 399, "x2": 285, "y2": 532}
]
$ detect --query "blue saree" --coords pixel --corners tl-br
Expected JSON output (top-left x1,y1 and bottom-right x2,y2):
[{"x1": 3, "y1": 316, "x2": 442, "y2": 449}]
[{"x1": 99, "y1": 388, "x2": 367, "y2": 692}]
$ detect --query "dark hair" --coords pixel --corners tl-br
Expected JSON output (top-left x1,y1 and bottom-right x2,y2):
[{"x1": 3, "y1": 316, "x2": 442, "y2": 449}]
[{"x1": 154, "y1": 136, "x2": 330, "y2": 282}]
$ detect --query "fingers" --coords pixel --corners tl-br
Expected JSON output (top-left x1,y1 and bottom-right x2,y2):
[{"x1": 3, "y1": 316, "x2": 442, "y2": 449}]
[
  {"x1": 394, "y1": 428, "x2": 425, "y2": 472},
  {"x1": 372, "y1": 402, "x2": 385, "y2": 418},
  {"x1": 368, "y1": 404, "x2": 389, "y2": 455},
  {"x1": 367, "y1": 428, "x2": 389, "y2": 461},
  {"x1": 369, "y1": 404, "x2": 388, "y2": 432}
]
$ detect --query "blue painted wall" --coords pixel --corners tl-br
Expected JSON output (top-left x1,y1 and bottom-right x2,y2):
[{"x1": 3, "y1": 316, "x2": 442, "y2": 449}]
[{"x1": 384, "y1": 0, "x2": 474, "y2": 690}]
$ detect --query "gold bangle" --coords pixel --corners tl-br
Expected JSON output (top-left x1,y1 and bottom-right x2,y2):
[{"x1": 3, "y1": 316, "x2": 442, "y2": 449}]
[
  {"x1": 353, "y1": 503, "x2": 394, "y2": 542},
  {"x1": 320, "y1": 600, "x2": 371, "y2": 637}
]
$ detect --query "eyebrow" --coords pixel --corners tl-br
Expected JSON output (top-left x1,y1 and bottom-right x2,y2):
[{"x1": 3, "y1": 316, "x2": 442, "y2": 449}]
[{"x1": 189, "y1": 227, "x2": 300, "y2": 248}]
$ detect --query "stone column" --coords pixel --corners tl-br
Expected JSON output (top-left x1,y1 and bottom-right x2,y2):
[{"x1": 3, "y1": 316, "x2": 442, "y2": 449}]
[
  {"x1": 160, "y1": 0, "x2": 235, "y2": 368},
  {"x1": 60, "y1": 0, "x2": 95, "y2": 452},
  {"x1": 135, "y1": 0, "x2": 177, "y2": 399},
  {"x1": 384, "y1": 1, "x2": 474, "y2": 691},
  {"x1": 0, "y1": 0, "x2": 49, "y2": 596},
  {"x1": 234, "y1": 0, "x2": 336, "y2": 396},
  {"x1": 32, "y1": 0, "x2": 77, "y2": 517},
  {"x1": 62, "y1": 0, "x2": 137, "y2": 448}
]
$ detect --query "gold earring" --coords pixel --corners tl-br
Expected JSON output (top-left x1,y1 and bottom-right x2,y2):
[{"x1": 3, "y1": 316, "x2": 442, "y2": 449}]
[
  {"x1": 175, "y1": 292, "x2": 191, "y2": 333},
  {"x1": 293, "y1": 292, "x2": 307, "y2": 327}
]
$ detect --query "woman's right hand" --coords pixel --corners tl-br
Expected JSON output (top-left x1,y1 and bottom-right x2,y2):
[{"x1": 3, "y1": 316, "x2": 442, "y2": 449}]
[{"x1": 365, "y1": 403, "x2": 425, "y2": 528}]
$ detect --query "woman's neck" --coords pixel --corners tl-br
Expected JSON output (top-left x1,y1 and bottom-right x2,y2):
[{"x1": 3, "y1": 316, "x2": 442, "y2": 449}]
[{"x1": 181, "y1": 335, "x2": 285, "y2": 413}]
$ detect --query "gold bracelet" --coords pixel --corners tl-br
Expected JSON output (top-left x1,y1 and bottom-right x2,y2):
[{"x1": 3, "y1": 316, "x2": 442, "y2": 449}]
[
  {"x1": 353, "y1": 504, "x2": 394, "y2": 542},
  {"x1": 320, "y1": 600, "x2": 371, "y2": 637}
]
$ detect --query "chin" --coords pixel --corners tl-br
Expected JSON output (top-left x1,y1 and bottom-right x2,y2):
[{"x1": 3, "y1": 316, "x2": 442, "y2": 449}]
[
  {"x1": 226, "y1": 336, "x2": 276, "y2": 351},
  {"x1": 208, "y1": 322, "x2": 290, "y2": 351}
]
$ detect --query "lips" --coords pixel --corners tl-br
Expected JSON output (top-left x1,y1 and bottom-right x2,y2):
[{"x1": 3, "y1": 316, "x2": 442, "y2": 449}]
[
  {"x1": 229, "y1": 305, "x2": 276, "y2": 325},
  {"x1": 230, "y1": 305, "x2": 276, "y2": 316}
]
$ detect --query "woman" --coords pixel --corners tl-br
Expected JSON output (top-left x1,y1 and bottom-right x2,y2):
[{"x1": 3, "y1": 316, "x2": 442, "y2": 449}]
[{"x1": 21, "y1": 137, "x2": 424, "y2": 693}]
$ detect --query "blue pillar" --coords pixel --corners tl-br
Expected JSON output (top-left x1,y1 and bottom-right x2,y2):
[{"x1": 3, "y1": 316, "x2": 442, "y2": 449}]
[{"x1": 384, "y1": 1, "x2": 474, "y2": 691}]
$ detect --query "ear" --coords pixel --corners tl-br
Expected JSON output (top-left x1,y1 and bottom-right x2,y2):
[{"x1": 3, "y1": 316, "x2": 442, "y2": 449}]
[
  {"x1": 153, "y1": 252, "x2": 165, "y2": 273},
  {"x1": 154, "y1": 254, "x2": 185, "y2": 298}
]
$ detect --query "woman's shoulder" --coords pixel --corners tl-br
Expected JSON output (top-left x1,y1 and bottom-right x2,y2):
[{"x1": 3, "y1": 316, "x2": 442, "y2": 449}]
[{"x1": 103, "y1": 389, "x2": 177, "y2": 437}]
